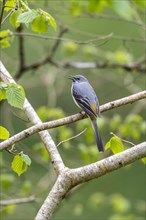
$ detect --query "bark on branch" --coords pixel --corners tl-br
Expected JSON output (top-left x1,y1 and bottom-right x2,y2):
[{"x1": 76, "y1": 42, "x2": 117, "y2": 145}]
[
  {"x1": 0, "y1": 90, "x2": 146, "y2": 151},
  {"x1": 0, "y1": 61, "x2": 146, "y2": 220},
  {"x1": 35, "y1": 142, "x2": 146, "y2": 220},
  {"x1": 0, "y1": 61, "x2": 65, "y2": 174}
]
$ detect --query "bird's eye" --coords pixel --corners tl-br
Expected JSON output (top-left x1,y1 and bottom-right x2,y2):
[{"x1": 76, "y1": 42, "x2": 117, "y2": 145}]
[{"x1": 76, "y1": 77, "x2": 80, "y2": 81}]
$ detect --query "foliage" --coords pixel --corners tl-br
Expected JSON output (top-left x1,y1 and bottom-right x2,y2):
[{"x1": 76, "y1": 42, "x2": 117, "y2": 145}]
[
  {"x1": 0, "y1": 0, "x2": 145, "y2": 219},
  {"x1": 11, "y1": 152, "x2": 31, "y2": 176},
  {"x1": 70, "y1": 0, "x2": 145, "y2": 18},
  {"x1": 0, "y1": 82, "x2": 25, "y2": 109},
  {"x1": 105, "y1": 135, "x2": 125, "y2": 154},
  {"x1": 0, "y1": 126, "x2": 10, "y2": 140}
]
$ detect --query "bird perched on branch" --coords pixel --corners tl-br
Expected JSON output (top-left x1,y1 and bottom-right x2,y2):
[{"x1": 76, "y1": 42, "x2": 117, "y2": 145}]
[{"x1": 69, "y1": 75, "x2": 104, "y2": 152}]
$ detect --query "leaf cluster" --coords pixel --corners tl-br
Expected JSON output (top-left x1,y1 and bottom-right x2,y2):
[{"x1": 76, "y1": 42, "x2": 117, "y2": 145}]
[{"x1": 0, "y1": 0, "x2": 57, "y2": 48}]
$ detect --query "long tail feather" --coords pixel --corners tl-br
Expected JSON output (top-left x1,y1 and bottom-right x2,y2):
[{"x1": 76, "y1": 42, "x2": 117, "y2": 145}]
[{"x1": 91, "y1": 120, "x2": 104, "y2": 152}]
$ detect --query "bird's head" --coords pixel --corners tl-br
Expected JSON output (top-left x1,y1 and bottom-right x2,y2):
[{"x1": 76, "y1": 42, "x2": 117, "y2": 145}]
[{"x1": 68, "y1": 75, "x2": 88, "y2": 83}]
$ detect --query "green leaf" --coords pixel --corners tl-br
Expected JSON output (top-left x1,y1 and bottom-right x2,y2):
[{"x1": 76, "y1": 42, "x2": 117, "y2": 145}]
[
  {"x1": 9, "y1": 10, "x2": 21, "y2": 28},
  {"x1": 0, "y1": 126, "x2": 10, "y2": 140},
  {"x1": 21, "y1": 153, "x2": 31, "y2": 166},
  {"x1": 0, "y1": 88, "x2": 6, "y2": 101},
  {"x1": 4, "y1": 0, "x2": 17, "y2": 11},
  {"x1": 141, "y1": 157, "x2": 146, "y2": 164},
  {"x1": 22, "y1": 180, "x2": 32, "y2": 196},
  {"x1": 70, "y1": 1, "x2": 83, "y2": 16},
  {"x1": 6, "y1": 83, "x2": 25, "y2": 109},
  {"x1": 104, "y1": 140, "x2": 111, "y2": 150},
  {"x1": 11, "y1": 154, "x2": 28, "y2": 176},
  {"x1": 110, "y1": 136, "x2": 125, "y2": 154},
  {"x1": 48, "y1": 14, "x2": 57, "y2": 30},
  {"x1": 0, "y1": 29, "x2": 13, "y2": 48},
  {"x1": 39, "y1": 9, "x2": 57, "y2": 30},
  {"x1": 1, "y1": 174, "x2": 15, "y2": 192},
  {"x1": 134, "y1": 0, "x2": 145, "y2": 9},
  {"x1": 110, "y1": 194, "x2": 131, "y2": 213},
  {"x1": 88, "y1": 0, "x2": 109, "y2": 13},
  {"x1": 111, "y1": 0, "x2": 133, "y2": 19},
  {"x1": 63, "y1": 41, "x2": 78, "y2": 55},
  {"x1": 31, "y1": 15, "x2": 48, "y2": 33},
  {"x1": 17, "y1": 10, "x2": 37, "y2": 24}
]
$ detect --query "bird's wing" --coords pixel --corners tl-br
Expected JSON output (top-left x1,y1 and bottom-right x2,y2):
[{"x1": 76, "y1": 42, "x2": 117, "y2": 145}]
[
  {"x1": 95, "y1": 96, "x2": 101, "y2": 117},
  {"x1": 75, "y1": 95, "x2": 97, "y2": 119}
]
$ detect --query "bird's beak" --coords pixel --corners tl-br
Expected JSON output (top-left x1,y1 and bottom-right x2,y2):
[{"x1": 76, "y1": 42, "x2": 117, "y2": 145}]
[{"x1": 68, "y1": 76, "x2": 74, "y2": 81}]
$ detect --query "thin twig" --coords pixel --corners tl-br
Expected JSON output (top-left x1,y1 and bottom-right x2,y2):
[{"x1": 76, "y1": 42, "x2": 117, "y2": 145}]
[
  {"x1": 1, "y1": 8, "x2": 14, "y2": 25},
  {"x1": 57, "y1": 128, "x2": 87, "y2": 147},
  {"x1": 15, "y1": 27, "x2": 68, "y2": 79},
  {"x1": 110, "y1": 132, "x2": 135, "y2": 146},
  {"x1": 0, "y1": 31, "x2": 145, "y2": 43},
  {"x1": 87, "y1": 13, "x2": 146, "y2": 30},
  {"x1": 49, "y1": 26, "x2": 68, "y2": 57},
  {"x1": 0, "y1": 196, "x2": 36, "y2": 206}
]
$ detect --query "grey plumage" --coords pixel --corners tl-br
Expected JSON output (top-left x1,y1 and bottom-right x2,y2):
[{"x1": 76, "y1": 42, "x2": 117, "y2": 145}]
[{"x1": 69, "y1": 75, "x2": 104, "y2": 152}]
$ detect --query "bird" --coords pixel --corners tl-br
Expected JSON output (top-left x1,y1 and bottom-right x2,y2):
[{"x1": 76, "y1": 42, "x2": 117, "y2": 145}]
[{"x1": 69, "y1": 75, "x2": 104, "y2": 152}]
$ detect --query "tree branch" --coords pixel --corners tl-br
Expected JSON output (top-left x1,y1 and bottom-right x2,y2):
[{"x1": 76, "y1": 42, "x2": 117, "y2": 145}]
[
  {"x1": 15, "y1": 25, "x2": 26, "y2": 78},
  {"x1": 0, "y1": 61, "x2": 65, "y2": 174},
  {"x1": 0, "y1": 196, "x2": 36, "y2": 206},
  {"x1": 63, "y1": 57, "x2": 146, "y2": 74},
  {"x1": 0, "y1": 0, "x2": 6, "y2": 25},
  {"x1": 0, "y1": 30, "x2": 145, "y2": 76},
  {"x1": 0, "y1": 90, "x2": 145, "y2": 151},
  {"x1": 87, "y1": 13, "x2": 146, "y2": 30},
  {"x1": 35, "y1": 142, "x2": 146, "y2": 220},
  {"x1": 15, "y1": 26, "x2": 68, "y2": 79}
]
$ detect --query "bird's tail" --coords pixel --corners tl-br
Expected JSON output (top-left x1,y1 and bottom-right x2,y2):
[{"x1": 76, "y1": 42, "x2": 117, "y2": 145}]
[{"x1": 91, "y1": 120, "x2": 104, "y2": 152}]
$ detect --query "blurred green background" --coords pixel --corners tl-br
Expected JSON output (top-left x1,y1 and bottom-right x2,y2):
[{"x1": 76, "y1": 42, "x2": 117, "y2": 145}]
[{"x1": 0, "y1": 0, "x2": 145, "y2": 219}]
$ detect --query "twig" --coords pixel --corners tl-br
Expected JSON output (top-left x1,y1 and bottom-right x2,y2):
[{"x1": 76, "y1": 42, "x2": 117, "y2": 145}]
[
  {"x1": 1, "y1": 8, "x2": 14, "y2": 25},
  {"x1": 0, "y1": 32, "x2": 145, "y2": 43},
  {"x1": 16, "y1": 25, "x2": 26, "y2": 78},
  {"x1": 49, "y1": 26, "x2": 68, "y2": 57},
  {"x1": 0, "y1": 0, "x2": 6, "y2": 26},
  {"x1": 0, "y1": 196, "x2": 36, "y2": 206},
  {"x1": 87, "y1": 13, "x2": 146, "y2": 30},
  {"x1": 110, "y1": 132, "x2": 135, "y2": 146},
  {"x1": 15, "y1": 27, "x2": 68, "y2": 79},
  {"x1": 57, "y1": 128, "x2": 87, "y2": 147}
]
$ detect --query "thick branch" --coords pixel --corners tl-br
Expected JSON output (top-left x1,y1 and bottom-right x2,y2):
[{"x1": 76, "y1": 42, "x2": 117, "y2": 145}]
[
  {"x1": 35, "y1": 142, "x2": 146, "y2": 220},
  {"x1": 0, "y1": 196, "x2": 36, "y2": 206},
  {"x1": 0, "y1": 90, "x2": 146, "y2": 151},
  {"x1": 0, "y1": 61, "x2": 65, "y2": 174}
]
